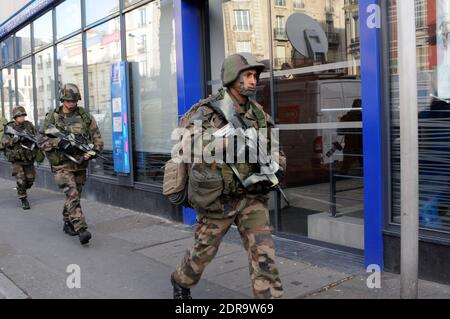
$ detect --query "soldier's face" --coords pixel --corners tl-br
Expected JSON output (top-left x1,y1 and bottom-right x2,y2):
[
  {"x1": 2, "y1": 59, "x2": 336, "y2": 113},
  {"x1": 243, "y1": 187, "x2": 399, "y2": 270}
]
[
  {"x1": 15, "y1": 115, "x2": 26, "y2": 124},
  {"x1": 63, "y1": 100, "x2": 78, "y2": 111},
  {"x1": 238, "y1": 69, "x2": 257, "y2": 90},
  {"x1": 232, "y1": 69, "x2": 258, "y2": 98}
]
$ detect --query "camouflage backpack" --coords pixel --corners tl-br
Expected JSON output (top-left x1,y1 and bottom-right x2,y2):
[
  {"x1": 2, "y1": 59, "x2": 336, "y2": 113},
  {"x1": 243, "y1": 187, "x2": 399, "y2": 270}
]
[
  {"x1": 162, "y1": 96, "x2": 217, "y2": 207},
  {"x1": 0, "y1": 117, "x2": 7, "y2": 151}
]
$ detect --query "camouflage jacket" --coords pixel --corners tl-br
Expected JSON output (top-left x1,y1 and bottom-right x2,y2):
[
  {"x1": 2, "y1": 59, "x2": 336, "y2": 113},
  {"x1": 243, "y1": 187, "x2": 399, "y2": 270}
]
[
  {"x1": 1, "y1": 120, "x2": 38, "y2": 164},
  {"x1": 181, "y1": 88, "x2": 286, "y2": 218},
  {"x1": 39, "y1": 106, "x2": 104, "y2": 171}
]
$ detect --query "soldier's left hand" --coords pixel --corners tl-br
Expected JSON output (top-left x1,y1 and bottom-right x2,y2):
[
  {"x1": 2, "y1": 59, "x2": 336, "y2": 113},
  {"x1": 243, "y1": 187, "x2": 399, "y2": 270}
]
[{"x1": 83, "y1": 153, "x2": 92, "y2": 161}]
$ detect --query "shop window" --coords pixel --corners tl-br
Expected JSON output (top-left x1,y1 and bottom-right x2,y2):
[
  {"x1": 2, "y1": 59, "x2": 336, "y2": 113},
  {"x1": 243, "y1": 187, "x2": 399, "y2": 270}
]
[
  {"x1": 125, "y1": 0, "x2": 178, "y2": 184},
  {"x1": 1, "y1": 67, "x2": 15, "y2": 120},
  {"x1": 57, "y1": 35, "x2": 83, "y2": 101},
  {"x1": 56, "y1": 0, "x2": 81, "y2": 39},
  {"x1": 15, "y1": 25, "x2": 31, "y2": 59},
  {"x1": 33, "y1": 10, "x2": 53, "y2": 51},
  {"x1": 209, "y1": 0, "x2": 363, "y2": 248},
  {"x1": 389, "y1": 0, "x2": 450, "y2": 232},
  {"x1": 86, "y1": 18, "x2": 121, "y2": 177},
  {"x1": 16, "y1": 58, "x2": 34, "y2": 125},
  {"x1": 2, "y1": 36, "x2": 15, "y2": 66},
  {"x1": 85, "y1": 0, "x2": 120, "y2": 26}
]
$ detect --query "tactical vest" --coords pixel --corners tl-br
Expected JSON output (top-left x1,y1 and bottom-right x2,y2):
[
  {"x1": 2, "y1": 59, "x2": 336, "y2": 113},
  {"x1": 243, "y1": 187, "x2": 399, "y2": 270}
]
[
  {"x1": 219, "y1": 101, "x2": 268, "y2": 196},
  {"x1": 45, "y1": 106, "x2": 92, "y2": 166},
  {"x1": 4, "y1": 121, "x2": 37, "y2": 163}
]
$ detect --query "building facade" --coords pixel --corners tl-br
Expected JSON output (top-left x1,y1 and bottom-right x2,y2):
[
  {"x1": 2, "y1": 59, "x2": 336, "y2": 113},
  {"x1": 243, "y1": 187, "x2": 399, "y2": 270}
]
[{"x1": 1, "y1": 0, "x2": 450, "y2": 284}]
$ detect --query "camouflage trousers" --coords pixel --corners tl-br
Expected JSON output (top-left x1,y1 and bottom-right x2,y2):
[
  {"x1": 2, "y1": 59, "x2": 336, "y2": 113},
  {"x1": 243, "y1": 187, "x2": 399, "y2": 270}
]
[
  {"x1": 54, "y1": 169, "x2": 87, "y2": 232},
  {"x1": 174, "y1": 195, "x2": 283, "y2": 299},
  {"x1": 11, "y1": 163, "x2": 35, "y2": 199}
]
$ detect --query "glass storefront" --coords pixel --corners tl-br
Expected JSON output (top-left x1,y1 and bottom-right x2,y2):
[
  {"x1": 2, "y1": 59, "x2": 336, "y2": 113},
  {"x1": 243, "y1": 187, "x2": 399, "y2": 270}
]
[
  {"x1": 1, "y1": 67, "x2": 15, "y2": 120},
  {"x1": 209, "y1": 0, "x2": 363, "y2": 249},
  {"x1": 86, "y1": 18, "x2": 121, "y2": 177},
  {"x1": 1, "y1": 0, "x2": 365, "y2": 248},
  {"x1": 35, "y1": 46, "x2": 56, "y2": 128},
  {"x1": 85, "y1": 0, "x2": 120, "y2": 26},
  {"x1": 33, "y1": 11, "x2": 53, "y2": 51},
  {"x1": 125, "y1": 0, "x2": 178, "y2": 184},
  {"x1": 15, "y1": 25, "x2": 31, "y2": 59},
  {"x1": 389, "y1": 0, "x2": 450, "y2": 233},
  {"x1": 56, "y1": 0, "x2": 82, "y2": 40},
  {"x1": 1, "y1": 0, "x2": 179, "y2": 185},
  {"x1": 16, "y1": 57, "x2": 34, "y2": 124}
]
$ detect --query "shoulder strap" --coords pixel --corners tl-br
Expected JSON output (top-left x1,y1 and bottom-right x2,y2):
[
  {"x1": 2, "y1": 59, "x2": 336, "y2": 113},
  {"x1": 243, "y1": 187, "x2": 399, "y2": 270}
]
[
  {"x1": 209, "y1": 90, "x2": 248, "y2": 129},
  {"x1": 45, "y1": 108, "x2": 58, "y2": 125},
  {"x1": 77, "y1": 107, "x2": 92, "y2": 126},
  {"x1": 249, "y1": 100, "x2": 267, "y2": 129},
  {"x1": 180, "y1": 94, "x2": 218, "y2": 128}
]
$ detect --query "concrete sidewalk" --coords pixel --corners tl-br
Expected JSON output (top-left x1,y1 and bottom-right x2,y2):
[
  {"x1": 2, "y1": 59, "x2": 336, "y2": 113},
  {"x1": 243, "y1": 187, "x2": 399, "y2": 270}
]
[{"x1": 0, "y1": 177, "x2": 449, "y2": 299}]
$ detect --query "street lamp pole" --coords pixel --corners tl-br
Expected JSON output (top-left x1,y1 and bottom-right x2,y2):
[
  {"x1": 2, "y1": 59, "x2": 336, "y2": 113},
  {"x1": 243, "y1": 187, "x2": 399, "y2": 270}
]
[{"x1": 397, "y1": 0, "x2": 419, "y2": 299}]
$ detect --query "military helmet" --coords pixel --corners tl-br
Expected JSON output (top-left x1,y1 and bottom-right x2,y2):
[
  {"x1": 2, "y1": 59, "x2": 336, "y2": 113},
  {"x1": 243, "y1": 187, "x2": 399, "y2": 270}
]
[
  {"x1": 60, "y1": 83, "x2": 82, "y2": 102},
  {"x1": 221, "y1": 53, "x2": 266, "y2": 87},
  {"x1": 12, "y1": 106, "x2": 27, "y2": 118}
]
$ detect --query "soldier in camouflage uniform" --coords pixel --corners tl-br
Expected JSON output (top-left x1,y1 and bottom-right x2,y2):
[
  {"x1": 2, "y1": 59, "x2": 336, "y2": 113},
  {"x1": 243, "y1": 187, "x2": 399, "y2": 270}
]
[
  {"x1": 1, "y1": 106, "x2": 40, "y2": 210},
  {"x1": 39, "y1": 83, "x2": 104, "y2": 245},
  {"x1": 171, "y1": 53, "x2": 286, "y2": 299}
]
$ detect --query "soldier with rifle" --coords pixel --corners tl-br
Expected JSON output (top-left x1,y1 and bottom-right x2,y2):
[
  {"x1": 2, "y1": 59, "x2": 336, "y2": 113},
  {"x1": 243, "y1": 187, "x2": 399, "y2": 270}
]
[
  {"x1": 39, "y1": 83, "x2": 104, "y2": 245},
  {"x1": 1, "y1": 106, "x2": 44, "y2": 210},
  {"x1": 168, "y1": 53, "x2": 287, "y2": 299}
]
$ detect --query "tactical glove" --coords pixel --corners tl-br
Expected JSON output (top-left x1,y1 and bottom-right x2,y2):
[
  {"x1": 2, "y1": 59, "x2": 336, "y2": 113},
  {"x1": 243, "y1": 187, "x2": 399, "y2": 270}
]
[{"x1": 275, "y1": 167, "x2": 285, "y2": 182}]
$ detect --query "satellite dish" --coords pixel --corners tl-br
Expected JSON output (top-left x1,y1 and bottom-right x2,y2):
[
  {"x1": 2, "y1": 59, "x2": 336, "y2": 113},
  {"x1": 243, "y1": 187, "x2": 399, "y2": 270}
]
[{"x1": 286, "y1": 13, "x2": 328, "y2": 62}]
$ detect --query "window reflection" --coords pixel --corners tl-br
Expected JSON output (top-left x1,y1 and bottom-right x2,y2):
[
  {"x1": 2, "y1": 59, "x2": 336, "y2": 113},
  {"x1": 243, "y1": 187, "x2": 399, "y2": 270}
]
[
  {"x1": 36, "y1": 47, "x2": 55, "y2": 128},
  {"x1": 126, "y1": 0, "x2": 178, "y2": 184},
  {"x1": 33, "y1": 11, "x2": 53, "y2": 50},
  {"x1": 86, "y1": 18, "x2": 121, "y2": 177},
  {"x1": 85, "y1": 0, "x2": 119, "y2": 26},
  {"x1": 15, "y1": 25, "x2": 31, "y2": 58},
  {"x1": 56, "y1": 0, "x2": 81, "y2": 39},
  {"x1": 209, "y1": 0, "x2": 363, "y2": 248},
  {"x1": 1, "y1": 68, "x2": 15, "y2": 120},
  {"x1": 57, "y1": 35, "x2": 84, "y2": 99},
  {"x1": 2, "y1": 36, "x2": 15, "y2": 66},
  {"x1": 389, "y1": 0, "x2": 450, "y2": 232},
  {"x1": 16, "y1": 58, "x2": 34, "y2": 124}
]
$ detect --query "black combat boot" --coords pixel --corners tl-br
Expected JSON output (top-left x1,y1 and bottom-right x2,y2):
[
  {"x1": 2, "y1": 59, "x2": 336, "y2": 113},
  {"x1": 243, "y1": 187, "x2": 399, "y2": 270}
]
[
  {"x1": 171, "y1": 273, "x2": 192, "y2": 299},
  {"x1": 63, "y1": 222, "x2": 78, "y2": 236},
  {"x1": 78, "y1": 228, "x2": 92, "y2": 245},
  {"x1": 20, "y1": 198, "x2": 30, "y2": 210}
]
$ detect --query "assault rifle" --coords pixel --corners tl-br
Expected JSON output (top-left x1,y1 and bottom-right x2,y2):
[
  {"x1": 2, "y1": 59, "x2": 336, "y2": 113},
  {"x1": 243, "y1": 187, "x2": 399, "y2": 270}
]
[
  {"x1": 4, "y1": 126, "x2": 39, "y2": 150},
  {"x1": 44, "y1": 124, "x2": 105, "y2": 164},
  {"x1": 209, "y1": 92, "x2": 290, "y2": 206}
]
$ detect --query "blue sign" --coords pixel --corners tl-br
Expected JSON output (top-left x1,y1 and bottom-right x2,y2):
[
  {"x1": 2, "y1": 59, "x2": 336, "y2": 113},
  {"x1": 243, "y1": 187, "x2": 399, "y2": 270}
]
[{"x1": 110, "y1": 61, "x2": 131, "y2": 174}]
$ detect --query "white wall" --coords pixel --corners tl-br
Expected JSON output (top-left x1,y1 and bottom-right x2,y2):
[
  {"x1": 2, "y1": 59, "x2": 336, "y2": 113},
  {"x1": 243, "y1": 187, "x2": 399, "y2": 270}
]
[{"x1": 0, "y1": 0, "x2": 29, "y2": 26}]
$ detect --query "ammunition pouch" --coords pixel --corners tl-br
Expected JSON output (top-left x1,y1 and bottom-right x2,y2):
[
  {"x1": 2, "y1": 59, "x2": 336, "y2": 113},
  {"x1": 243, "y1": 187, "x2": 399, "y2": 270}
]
[
  {"x1": 45, "y1": 150, "x2": 65, "y2": 166},
  {"x1": 163, "y1": 159, "x2": 190, "y2": 207},
  {"x1": 188, "y1": 164, "x2": 224, "y2": 215}
]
